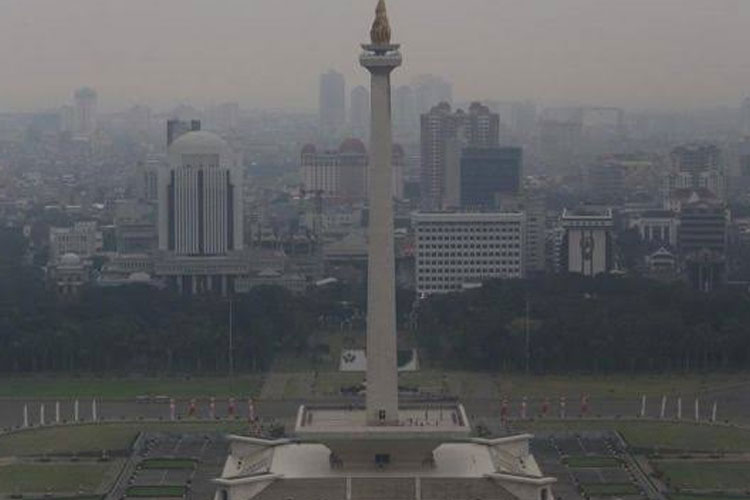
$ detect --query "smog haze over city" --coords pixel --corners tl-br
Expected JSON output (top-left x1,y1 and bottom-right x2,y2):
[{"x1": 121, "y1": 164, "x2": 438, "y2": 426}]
[
  {"x1": 4, "y1": 0, "x2": 750, "y2": 498},
  {"x1": 1, "y1": 0, "x2": 749, "y2": 111}
]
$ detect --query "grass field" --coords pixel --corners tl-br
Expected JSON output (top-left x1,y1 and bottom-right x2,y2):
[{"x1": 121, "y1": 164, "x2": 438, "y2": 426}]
[
  {"x1": 563, "y1": 455, "x2": 621, "y2": 468},
  {"x1": 0, "y1": 422, "x2": 246, "y2": 457},
  {"x1": 658, "y1": 461, "x2": 750, "y2": 490},
  {"x1": 0, "y1": 376, "x2": 264, "y2": 399},
  {"x1": 515, "y1": 420, "x2": 750, "y2": 453},
  {"x1": 0, "y1": 462, "x2": 120, "y2": 494},
  {"x1": 3, "y1": 372, "x2": 749, "y2": 400}
]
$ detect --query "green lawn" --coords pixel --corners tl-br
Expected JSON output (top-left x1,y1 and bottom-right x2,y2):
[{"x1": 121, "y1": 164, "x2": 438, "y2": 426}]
[
  {"x1": 140, "y1": 458, "x2": 196, "y2": 470},
  {"x1": 659, "y1": 461, "x2": 750, "y2": 490},
  {"x1": 2, "y1": 372, "x2": 749, "y2": 401},
  {"x1": 563, "y1": 455, "x2": 621, "y2": 468},
  {"x1": 0, "y1": 422, "x2": 246, "y2": 457},
  {"x1": 126, "y1": 485, "x2": 186, "y2": 497},
  {"x1": 497, "y1": 373, "x2": 750, "y2": 399},
  {"x1": 0, "y1": 462, "x2": 120, "y2": 494},
  {"x1": 515, "y1": 420, "x2": 750, "y2": 453},
  {"x1": 0, "y1": 376, "x2": 263, "y2": 399},
  {"x1": 581, "y1": 483, "x2": 640, "y2": 496}
]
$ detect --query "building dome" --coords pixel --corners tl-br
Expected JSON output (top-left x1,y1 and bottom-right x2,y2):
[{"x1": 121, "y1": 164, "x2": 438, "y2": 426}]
[
  {"x1": 339, "y1": 138, "x2": 367, "y2": 155},
  {"x1": 60, "y1": 253, "x2": 81, "y2": 266},
  {"x1": 301, "y1": 144, "x2": 317, "y2": 156},
  {"x1": 169, "y1": 131, "x2": 228, "y2": 156}
]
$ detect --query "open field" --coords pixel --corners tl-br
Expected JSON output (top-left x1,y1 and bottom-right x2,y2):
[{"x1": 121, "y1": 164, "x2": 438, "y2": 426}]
[
  {"x1": 0, "y1": 376, "x2": 264, "y2": 399},
  {"x1": 2, "y1": 372, "x2": 749, "y2": 400},
  {"x1": 0, "y1": 462, "x2": 120, "y2": 494},
  {"x1": 515, "y1": 420, "x2": 750, "y2": 453},
  {"x1": 0, "y1": 422, "x2": 246, "y2": 457},
  {"x1": 658, "y1": 461, "x2": 750, "y2": 490}
]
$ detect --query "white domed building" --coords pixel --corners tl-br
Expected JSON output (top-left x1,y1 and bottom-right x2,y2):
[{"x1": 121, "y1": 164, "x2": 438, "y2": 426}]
[{"x1": 155, "y1": 131, "x2": 246, "y2": 295}]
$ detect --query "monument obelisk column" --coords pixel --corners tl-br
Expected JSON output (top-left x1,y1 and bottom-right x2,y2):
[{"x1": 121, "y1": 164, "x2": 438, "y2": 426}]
[{"x1": 360, "y1": 0, "x2": 402, "y2": 426}]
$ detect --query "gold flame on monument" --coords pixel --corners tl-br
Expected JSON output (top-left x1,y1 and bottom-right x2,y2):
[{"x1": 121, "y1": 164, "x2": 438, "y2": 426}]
[{"x1": 370, "y1": 0, "x2": 391, "y2": 45}]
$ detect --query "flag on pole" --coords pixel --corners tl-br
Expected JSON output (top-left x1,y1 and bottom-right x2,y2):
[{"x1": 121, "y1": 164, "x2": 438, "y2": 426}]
[
  {"x1": 581, "y1": 394, "x2": 589, "y2": 416},
  {"x1": 520, "y1": 396, "x2": 527, "y2": 420},
  {"x1": 248, "y1": 398, "x2": 256, "y2": 422},
  {"x1": 210, "y1": 397, "x2": 216, "y2": 420},
  {"x1": 228, "y1": 398, "x2": 236, "y2": 417},
  {"x1": 541, "y1": 397, "x2": 549, "y2": 417}
]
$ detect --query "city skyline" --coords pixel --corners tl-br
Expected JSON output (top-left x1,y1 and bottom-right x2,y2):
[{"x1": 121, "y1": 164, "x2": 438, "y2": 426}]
[{"x1": 2, "y1": 0, "x2": 750, "y2": 112}]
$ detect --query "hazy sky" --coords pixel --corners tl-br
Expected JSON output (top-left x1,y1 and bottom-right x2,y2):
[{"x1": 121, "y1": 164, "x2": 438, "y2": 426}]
[{"x1": 2, "y1": 0, "x2": 749, "y2": 112}]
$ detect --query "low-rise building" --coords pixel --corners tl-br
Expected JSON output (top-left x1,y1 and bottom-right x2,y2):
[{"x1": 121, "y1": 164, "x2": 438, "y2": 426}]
[{"x1": 413, "y1": 211, "x2": 524, "y2": 295}]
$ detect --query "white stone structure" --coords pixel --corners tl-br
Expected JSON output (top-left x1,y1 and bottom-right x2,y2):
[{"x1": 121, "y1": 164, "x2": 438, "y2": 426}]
[
  {"x1": 413, "y1": 212, "x2": 525, "y2": 295},
  {"x1": 360, "y1": 14, "x2": 402, "y2": 426}
]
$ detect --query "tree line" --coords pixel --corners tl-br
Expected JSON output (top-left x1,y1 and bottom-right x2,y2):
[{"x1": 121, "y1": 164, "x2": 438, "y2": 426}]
[{"x1": 416, "y1": 275, "x2": 750, "y2": 373}]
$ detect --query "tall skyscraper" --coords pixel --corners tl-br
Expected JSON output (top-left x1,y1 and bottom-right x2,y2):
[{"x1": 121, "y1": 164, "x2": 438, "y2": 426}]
[
  {"x1": 392, "y1": 85, "x2": 418, "y2": 138},
  {"x1": 663, "y1": 143, "x2": 725, "y2": 204},
  {"x1": 420, "y1": 102, "x2": 500, "y2": 209},
  {"x1": 349, "y1": 85, "x2": 370, "y2": 139},
  {"x1": 158, "y1": 131, "x2": 243, "y2": 256},
  {"x1": 73, "y1": 87, "x2": 98, "y2": 137},
  {"x1": 459, "y1": 146, "x2": 522, "y2": 209},
  {"x1": 319, "y1": 69, "x2": 346, "y2": 139}
]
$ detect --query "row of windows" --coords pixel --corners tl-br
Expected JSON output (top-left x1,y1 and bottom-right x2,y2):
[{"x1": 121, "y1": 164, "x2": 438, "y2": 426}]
[
  {"x1": 419, "y1": 235, "x2": 520, "y2": 243},
  {"x1": 419, "y1": 244, "x2": 521, "y2": 250},
  {"x1": 419, "y1": 252, "x2": 521, "y2": 259},
  {"x1": 419, "y1": 265, "x2": 520, "y2": 273},
  {"x1": 418, "y1": 272, "x2": 521, "y2": 282},
  {"x1": 417, "y1": 225, "x2": 520, "y2": 232}
]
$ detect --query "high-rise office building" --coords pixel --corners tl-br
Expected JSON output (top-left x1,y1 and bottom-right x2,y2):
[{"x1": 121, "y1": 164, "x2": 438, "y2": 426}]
[
  {"x1": 73, "y1": 87, "x2": 98, "y2": 137},
  {"x1": 459, "y1": 147, "x2": 522, "y2": 209},
  {"x1": 319, "y1": 69, "x2": 346, "y2": 139},
  {"x1": 392, "y1": 85, "x2": 418, "y2": 138},
  {"x1": 663, "y1": 143, "x2": 725, "y2": 203},
  {"x1": 349, "y1": 85, "x2": 370, "y2": 139},
  {"x1": 678, "y1": 198, "x2": 727, "y2": 292},
  {"x1": 420, "y1": 102, "x2": 500, "y2": 210},
  {"x1": 521, "y1": 187, "x2": 547, "y2": 275},
  {"x1": 158, "y1": 131, "x2": 243, "y2": 256}
]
